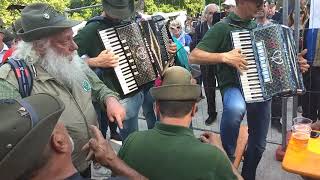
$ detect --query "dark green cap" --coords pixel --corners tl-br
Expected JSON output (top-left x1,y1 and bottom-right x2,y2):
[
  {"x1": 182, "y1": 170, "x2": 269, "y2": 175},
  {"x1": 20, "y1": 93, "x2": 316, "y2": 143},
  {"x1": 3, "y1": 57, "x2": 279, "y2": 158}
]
[
  {"x1": 17, "y1": 3, "x2": 80, "y2": 42},
  {"x1": 0, "y1": 94, "x2": 65, "y2": 179},
  {"x1": 102, "y1": 0, "x2": 135, "y2": 20}
]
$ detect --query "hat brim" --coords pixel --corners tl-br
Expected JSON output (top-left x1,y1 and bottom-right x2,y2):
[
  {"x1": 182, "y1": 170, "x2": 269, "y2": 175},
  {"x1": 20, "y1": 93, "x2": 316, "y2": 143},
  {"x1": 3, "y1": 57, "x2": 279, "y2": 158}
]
[
  {"x1": 17, "y1": 19, "x2": 80, "y2": 42},
  {"x1": 151, "y1": 84, "x2": 201, "y2": 101},
  {"x1": 102, "y1": 1, "x2": 135, "y2": 20},
  {"x1": 0, "y1": 94, "x2": 65, "y2": 179}
]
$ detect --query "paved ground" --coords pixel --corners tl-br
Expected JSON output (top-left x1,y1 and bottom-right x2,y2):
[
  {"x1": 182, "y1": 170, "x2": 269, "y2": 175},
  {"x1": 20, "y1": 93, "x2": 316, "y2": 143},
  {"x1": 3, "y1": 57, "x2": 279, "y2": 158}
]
[{"x1": 102, "y1": 89, "x2": 304, "y2": 180}]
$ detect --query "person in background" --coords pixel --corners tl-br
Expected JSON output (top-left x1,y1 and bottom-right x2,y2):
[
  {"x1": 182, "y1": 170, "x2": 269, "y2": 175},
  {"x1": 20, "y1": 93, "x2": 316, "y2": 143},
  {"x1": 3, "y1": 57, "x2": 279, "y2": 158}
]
[
  {"x1": 1, "y1": 18, "x2": 22, "y2": 64},
  {"x1": 190, "y1": 3, "x2": 219, "y2": 126},
  {"x1": 117, "y1": 66, "x2": 243, "y2": 180},
  {"x1": 184, "y1": 16, "x2": 195, "y2": 38},
  {"x1": 0, "y1": 28, "x2": 9, "y2": 61},
  {"x1": 222, "y1": 0, "x2": 237, "y2": 16},
  {"x1": 0, "y1": 94, "x2": 147, "y2": 180},
  {"x1": 301, "y1": 1, "x2": 320, "y2": 123},
  {"x1": 169, "y1": 19, "x2": 192, "y2": 53}
]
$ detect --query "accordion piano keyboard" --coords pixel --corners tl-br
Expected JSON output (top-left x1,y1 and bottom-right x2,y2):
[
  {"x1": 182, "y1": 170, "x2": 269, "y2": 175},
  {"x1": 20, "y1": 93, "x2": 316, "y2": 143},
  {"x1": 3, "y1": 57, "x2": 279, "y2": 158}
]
[
  {"x1": 232, "y1": 31, "x2": 264, "y2": 103},
  {"x1": 99, "y1": 29, "x2": 139, "y2": 95}
]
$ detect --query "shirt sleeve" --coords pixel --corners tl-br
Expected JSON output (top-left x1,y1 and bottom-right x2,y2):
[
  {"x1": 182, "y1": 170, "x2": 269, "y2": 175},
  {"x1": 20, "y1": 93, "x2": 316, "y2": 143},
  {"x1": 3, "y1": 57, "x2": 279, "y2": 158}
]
[
  {"x1": 212, "y1": 149, "x2": 238, "y2": 180},
  {"x1": 196, "y1": 23, "x2": 226, "y2": 53},
  {"x1": 82, "y1": 60, "x2": 120, "y2": 108}
]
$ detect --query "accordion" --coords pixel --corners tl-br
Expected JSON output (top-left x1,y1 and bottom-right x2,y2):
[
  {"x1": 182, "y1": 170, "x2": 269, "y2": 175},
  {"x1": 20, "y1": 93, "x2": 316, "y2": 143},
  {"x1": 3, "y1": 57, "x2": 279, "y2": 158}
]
[
  {"x1": 98, "y1": 16, "x2": 172, "y2": 95},
  {"x1": 231, "y1": 24, "x2": 305, "y2": 103}
]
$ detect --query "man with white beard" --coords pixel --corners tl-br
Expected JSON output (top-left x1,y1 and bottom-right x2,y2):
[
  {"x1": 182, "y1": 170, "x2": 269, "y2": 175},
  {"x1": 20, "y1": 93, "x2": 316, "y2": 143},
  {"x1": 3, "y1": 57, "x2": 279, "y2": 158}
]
[{"x1": 0, "y1": 3, "x2": 126, "y2": 176}]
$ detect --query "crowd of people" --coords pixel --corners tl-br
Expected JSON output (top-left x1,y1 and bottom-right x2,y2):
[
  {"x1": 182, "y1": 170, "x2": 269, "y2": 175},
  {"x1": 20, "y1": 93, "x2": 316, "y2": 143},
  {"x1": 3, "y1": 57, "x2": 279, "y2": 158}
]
[{"x1": 0, "y1": 0, "x2": 319, "y2": 180}]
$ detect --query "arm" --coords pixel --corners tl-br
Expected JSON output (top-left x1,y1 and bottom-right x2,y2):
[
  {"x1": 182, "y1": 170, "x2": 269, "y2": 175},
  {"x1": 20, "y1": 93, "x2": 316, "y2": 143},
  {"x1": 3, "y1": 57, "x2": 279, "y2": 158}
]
[
  {"x1": 82, "y1": 126, "x2": 148, "y2": 180},
  {"x1": 189, "y1": 23, "x2": 247, "y2": 72},
  {"x1": 82, "y1": 62, "x2": 125, "y2": 128},
  {"x1": 200, "y1": 132, "x2": 243, "y2": 180},
  {"x1": 189, "y1": 48, "x2": 248, "y2": 72}
]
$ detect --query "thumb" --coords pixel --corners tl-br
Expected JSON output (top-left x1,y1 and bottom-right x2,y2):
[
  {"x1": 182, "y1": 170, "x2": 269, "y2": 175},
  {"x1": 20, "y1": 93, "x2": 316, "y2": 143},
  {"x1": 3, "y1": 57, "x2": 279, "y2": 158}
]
[
  {"x1": 300, "y1": 49, "x2": 307, "y2": 56},
  {"x1": 89, "y1": 139, "x2": 99, "y2": 151}
]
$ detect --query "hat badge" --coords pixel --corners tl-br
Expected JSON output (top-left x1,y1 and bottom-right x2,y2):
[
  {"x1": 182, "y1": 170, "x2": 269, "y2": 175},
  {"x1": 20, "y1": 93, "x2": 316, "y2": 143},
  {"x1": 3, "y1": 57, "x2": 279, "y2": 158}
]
[{"x1": 43, "y1": 13, "x2": 50, "y2": 20}]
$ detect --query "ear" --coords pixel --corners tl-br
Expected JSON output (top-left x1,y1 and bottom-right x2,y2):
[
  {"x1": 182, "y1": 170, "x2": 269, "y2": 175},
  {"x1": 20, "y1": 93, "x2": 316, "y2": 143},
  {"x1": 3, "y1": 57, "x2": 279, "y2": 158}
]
[{"x1": 50, "y1": 132, "x2": 69, "y2": 153}]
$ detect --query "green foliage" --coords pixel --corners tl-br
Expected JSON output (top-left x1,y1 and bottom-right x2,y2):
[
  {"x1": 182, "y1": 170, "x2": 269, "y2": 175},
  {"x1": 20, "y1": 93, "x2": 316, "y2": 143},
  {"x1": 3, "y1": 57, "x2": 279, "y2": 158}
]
[
  {"x1": 144, "y1": 0, "x2": 205, "y2": 16},
  {"x1": 0, "y1": 0, "x2": 69, "y2": 27},
  {"x1": 0, "y1": 0, "x2": 226, "y2": 28}
]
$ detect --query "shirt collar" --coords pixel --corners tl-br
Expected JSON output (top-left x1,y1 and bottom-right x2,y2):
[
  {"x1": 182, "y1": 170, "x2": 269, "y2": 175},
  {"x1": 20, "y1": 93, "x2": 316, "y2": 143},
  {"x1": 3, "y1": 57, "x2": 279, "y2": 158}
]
[
  {"x1": 227, "y1": 12, "x2": 257, "y2": 29},
  {"x1": 0, "y1": 43, "x2": 8, "y2": 53},
  {"x1": 33, "y1": 65, "x2": 55, "y2": 82},
  {"x1": 154, "y1": 122, "x2": 194, "y2": 137}
]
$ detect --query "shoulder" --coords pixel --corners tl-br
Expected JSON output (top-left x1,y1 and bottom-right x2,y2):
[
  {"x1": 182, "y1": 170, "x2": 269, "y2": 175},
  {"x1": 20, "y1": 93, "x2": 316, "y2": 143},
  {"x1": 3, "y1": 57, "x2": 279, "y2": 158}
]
[
  {"x1": 0, "y1": 63, "x2": 16, "y2": 86},
  {"x1": 118, "y1": 131, "x2": 149, "y2": 155},
  {"x1": 75, "y1": 22, "x2": 100, "y2": 39}
]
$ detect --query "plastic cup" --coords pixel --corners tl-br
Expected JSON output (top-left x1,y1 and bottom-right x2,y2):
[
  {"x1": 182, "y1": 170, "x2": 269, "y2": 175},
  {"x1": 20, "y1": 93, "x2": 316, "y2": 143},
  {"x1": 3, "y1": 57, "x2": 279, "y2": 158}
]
[{"x1": 291, "y1": 117, "x2": 312, "y2": 148}]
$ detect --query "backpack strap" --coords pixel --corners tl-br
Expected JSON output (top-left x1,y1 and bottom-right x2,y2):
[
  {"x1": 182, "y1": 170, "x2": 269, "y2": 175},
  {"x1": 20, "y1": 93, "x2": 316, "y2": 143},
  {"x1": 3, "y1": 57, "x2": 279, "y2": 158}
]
[{"x1": 6, "y1": 58, "x2": 33, "y2": 98}]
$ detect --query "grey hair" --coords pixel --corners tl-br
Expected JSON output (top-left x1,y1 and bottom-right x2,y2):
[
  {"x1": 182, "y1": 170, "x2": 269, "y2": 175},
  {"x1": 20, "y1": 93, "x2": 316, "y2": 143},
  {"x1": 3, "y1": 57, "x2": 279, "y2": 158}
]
[
  {"x1": 12, "y1": 39, "x2": 50, "y2": 65},
  {"x1": 170, "y1": 19, "x2": 182, "y2": 28},
  {"x1": 202, "y1": 3, "x2": 220, "y2": 16}
]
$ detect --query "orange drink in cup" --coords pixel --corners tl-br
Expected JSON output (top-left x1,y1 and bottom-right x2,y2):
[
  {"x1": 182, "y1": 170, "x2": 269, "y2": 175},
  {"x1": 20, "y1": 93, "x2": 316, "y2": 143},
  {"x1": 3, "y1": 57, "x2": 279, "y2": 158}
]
[{"x1": 291, "y1": 117, "x2": 312, "y2": 148}]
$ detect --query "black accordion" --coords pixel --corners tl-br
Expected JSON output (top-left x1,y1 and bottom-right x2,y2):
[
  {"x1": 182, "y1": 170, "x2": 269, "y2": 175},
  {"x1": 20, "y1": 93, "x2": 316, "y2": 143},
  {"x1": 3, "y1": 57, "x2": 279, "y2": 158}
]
[
  {"x1": 98, "y1": 16, "x2": 172, "y2": 95},
  {"x1": 231, "y1": 24, "x2": 305, "y2": 103}
]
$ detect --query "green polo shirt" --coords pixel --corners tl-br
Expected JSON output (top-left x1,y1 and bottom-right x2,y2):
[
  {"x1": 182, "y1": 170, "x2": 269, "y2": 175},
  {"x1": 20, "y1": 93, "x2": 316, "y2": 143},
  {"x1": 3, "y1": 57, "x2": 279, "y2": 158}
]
[
  {"x1": 74, "y1": 19, "x2": 123, "y2": 97},
  {"x1": 118, "y1": 123, "x2": 237, "y2": 180},
  {"x1": 196, "y1": 12, "x2": 257, "y2": 94}
]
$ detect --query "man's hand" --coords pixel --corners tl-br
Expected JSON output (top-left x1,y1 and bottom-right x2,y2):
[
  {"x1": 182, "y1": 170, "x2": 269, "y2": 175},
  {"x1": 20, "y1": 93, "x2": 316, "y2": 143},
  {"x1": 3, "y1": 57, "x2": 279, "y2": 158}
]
[
  {"x1": 89, "y1": 49, "x2": 119, "y2": 68},
  {"x1": 167, "y1": 40, "x2": 177, "y2": 55},
  {"x1": 105, "y1": 96, "x2": 126, "y2": 129},
  {"x1": 200, "y1": 132, "x2": 225, "y2": 153},
  {"x1": 200, "y1": 132, "x2": 222, "y2": 147},
  {"x1": 82, "y1": 125, "x2": 117, "y2": 166},
  {"x1": 298, "y1": 49, "x2": 310, "y2": 73},
  {"x1": 221, "y1": 48, "x2": 248, "y2": 73},
  {"x1": 311, "y1": 121, "x2": 320, "y2": 131}
]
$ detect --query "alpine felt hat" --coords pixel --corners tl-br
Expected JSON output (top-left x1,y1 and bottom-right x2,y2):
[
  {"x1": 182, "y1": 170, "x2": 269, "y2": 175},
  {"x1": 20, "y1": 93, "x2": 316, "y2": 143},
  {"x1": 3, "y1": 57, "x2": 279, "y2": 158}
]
[
  {"x1": 17, "y1": 3, "x2": 80, "y2": 42},
  {"x1": 151, "y1": 66, "x2": 201, "y2": 101},
  {"x1": 102, "y1": 0, "x2": 135, "y2": 20},
  {"x1": 0, "y1": 94, "x2": 65, "y2": 179}
]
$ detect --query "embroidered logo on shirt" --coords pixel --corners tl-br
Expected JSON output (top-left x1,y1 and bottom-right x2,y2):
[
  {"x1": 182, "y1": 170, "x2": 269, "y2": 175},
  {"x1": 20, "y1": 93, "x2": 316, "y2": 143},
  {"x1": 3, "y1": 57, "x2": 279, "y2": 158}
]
[{"x1": 82, "y1": 80, "x2": 91, "y2": 92}]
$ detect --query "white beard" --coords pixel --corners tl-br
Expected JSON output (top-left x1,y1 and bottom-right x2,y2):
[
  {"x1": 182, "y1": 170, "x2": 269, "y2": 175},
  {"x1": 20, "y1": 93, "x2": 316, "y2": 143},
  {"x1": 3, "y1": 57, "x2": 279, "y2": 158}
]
[
  {"x1": 39, "y1": 48, "x2": 88, "y2": 89},
  {"x1": 13, "y1": 41, "x2": 88, "y2": 90}
]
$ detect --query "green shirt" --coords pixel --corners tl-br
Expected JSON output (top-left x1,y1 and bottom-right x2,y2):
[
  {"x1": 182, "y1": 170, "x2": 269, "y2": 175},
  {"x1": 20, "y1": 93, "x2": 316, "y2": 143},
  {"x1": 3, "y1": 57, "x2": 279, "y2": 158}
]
[
  {"x1": 196, "y1": 12, "x2": 257, "y2": 94},
  {"x1": 118, "y1": 123, "x2": 237, "y2": 180},
  {"x1": 74, "y1": 19, "x2": 124, "y2": 97}
]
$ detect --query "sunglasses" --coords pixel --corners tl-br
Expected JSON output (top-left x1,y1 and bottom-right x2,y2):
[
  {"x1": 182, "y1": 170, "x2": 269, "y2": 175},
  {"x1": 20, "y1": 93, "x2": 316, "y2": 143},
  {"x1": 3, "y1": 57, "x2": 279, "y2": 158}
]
[{"x1": 170, "y1": 26, "x2": 181, "y2": 30}]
